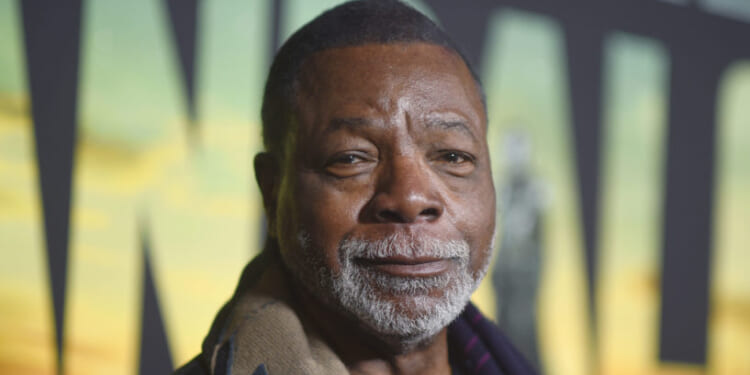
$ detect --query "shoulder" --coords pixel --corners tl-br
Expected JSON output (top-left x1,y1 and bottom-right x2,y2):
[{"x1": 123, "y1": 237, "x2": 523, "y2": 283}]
[{"x1": 173, "y1": 355, "x2": 269, "y2": 375}]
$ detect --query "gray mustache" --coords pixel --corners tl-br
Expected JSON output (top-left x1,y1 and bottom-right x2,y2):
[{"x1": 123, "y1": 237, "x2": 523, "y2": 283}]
[{"x1": 339, "y1": 233, "x2": 470, "y2": 261}]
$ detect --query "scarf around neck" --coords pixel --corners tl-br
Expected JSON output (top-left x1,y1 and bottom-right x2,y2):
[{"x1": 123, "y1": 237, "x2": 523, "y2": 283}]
[{"x1": 175, "y1": 250, "x2": 537, "y2": 375}]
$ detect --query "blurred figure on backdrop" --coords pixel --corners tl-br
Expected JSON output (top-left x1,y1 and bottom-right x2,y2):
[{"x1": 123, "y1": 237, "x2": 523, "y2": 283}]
[
  {"x1": 175, "y1": 1, "x2": 536, "y2": 374},
  {"x1": 492, "y1": 131, "x2": 546, "y2": 373}
]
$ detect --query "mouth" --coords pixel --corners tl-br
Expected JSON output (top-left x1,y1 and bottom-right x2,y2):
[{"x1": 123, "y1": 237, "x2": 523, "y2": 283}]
[{"x1": 356, "y1": 256, "x2": 457, "y2": 277}]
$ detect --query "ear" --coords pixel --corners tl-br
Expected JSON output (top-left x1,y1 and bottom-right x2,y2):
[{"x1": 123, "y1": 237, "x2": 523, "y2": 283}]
[{"x1": 254, "y1": 152, "x2": 280, "y2": 238}]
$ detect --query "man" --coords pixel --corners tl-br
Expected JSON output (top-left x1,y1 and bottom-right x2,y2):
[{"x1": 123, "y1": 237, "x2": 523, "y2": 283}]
[{"x1": 176, "y1": 1, "x2": 536, "y2": 374}]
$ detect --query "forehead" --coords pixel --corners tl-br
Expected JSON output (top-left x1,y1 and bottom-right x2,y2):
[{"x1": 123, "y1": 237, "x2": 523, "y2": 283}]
[
  {"x1": 298, "y1": 42, "x2": 471, "y2": 78},
  {"x1": 293, "y1": 43, "x2": 486, "y2": 133}
]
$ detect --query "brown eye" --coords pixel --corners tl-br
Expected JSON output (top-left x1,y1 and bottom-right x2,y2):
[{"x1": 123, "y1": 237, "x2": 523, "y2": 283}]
[
  {"x1": 324, "y1": 152, "x2": 375, "y2": 177},
  {"x1": 439, "y1": 150, "x2": 474, "y2": 164},
  {"x1": 333, "y1": 154, "x2": 364, "y2": 164},
  {"x1": 434, "y1": 150, "x2": 476, "y2": 176},
  {"x1": 442, "y1": 151, "x2": 468, "y2": 164}
]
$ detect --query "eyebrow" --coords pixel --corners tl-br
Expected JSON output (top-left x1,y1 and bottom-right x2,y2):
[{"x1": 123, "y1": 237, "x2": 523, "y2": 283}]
[
  {"x1": 326, "y1": 117, "x2": 374, "y2": 133},
  {"x1": 425, "y1": 118, "x2": 477, "y2": 141},
  {"x1": 325, "y1": 116, "x2": 478, "y2": 141}
]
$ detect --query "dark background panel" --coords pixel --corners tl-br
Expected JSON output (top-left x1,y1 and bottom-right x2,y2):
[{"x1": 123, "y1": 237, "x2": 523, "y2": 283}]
[{"x1": 21, "y1": 1, "x2": 82, "y2": 370}]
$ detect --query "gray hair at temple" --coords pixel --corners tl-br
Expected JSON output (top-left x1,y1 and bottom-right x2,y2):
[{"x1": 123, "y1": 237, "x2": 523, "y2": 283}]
[{"x1": 260, "y1": 0, "x2": 487, "y2": 158}]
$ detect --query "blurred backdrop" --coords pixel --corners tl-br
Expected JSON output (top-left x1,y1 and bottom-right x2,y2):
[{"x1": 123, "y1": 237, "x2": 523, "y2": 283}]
[{"x1": 1, "y1": 0, "x2": 748, "y2": 374}]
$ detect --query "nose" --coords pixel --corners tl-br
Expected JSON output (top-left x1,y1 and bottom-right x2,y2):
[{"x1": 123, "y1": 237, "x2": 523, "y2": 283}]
[{"x1": 364, "y1": 155, "x2": 444, "y2": 224}]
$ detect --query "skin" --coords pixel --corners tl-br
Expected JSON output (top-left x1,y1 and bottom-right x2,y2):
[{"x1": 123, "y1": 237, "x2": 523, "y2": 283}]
[{"x1": 255, "y1": 43, "x2": 496, "y2": 375}]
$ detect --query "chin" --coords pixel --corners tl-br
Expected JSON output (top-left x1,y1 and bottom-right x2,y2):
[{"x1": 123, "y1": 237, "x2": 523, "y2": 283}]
[
  {"x1": 328, "y1": 260, "x2": 478, "y2": 349},
  {"x1": 290, "y1": 230, "x2": 492, "y2": 350}
]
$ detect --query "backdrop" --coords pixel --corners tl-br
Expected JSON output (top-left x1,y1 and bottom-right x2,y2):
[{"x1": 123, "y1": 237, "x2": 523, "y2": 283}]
[{"x1": 1, "y1": 0, "x2": 748, "y2": 374}]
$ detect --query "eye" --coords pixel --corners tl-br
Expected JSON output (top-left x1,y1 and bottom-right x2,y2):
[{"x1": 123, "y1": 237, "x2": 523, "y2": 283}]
[
  {"x1": 433, "y1": 150, "x2": 476, "y2": 176},
  {"x1": 442, "y1": 151, "x2": 470, "y2": 164},
  {"x1": 438, "y1": 150, "x2": 475, "y2": 164},
  {"x1": 324, "y1": 151, "x2": 376, "y2": 177},
  {"x1": 332, "y1": 153, "x2": 365, "y2": 165}
]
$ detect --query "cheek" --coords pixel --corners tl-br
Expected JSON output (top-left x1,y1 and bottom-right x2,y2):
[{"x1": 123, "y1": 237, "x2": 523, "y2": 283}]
[
  {"x1": 291, "y1": 173, "x2": 372, "y2": 270},
  {"x1": 453, "y1": 176, "x2": 496, "y2": 274},
  {"x1": 469, "y1": 209, "x2": 496, "y2": 274},
  {"x1": 275, "y1": 176, "x2": 301, "y2": 255},
  {"x1": 296, "y1": 175, "x2": 366, "y2": 227}
]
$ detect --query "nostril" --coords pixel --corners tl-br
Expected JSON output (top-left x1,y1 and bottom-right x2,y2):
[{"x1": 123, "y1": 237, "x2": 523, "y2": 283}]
[
  {"x1": 377, "y1": 210, "x2": 406, "y2": 223},
  {"x1": 419, "y1": 207, "x2": 440, "y2": 219}
]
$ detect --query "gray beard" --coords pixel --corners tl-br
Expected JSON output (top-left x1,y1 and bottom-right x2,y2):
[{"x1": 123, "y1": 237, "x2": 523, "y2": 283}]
[{"x1": 290, "y1": 231, "x2": 491, "y2": 348}]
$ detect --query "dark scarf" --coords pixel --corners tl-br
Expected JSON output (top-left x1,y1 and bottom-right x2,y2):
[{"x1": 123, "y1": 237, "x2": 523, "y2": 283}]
[{"x1": 448, "y1": 303, "x2": 538, "y2": 375}]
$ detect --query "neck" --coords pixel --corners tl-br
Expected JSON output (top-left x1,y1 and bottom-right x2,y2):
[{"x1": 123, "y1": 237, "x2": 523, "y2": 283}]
[{"x1": 289, "y1": 275, "x2": 453, "y2": 375}]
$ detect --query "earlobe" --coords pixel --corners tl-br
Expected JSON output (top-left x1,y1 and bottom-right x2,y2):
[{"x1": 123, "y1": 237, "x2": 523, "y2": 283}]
[{"x1": 254, "y1": 152, "x2": 280, "y2": 237}]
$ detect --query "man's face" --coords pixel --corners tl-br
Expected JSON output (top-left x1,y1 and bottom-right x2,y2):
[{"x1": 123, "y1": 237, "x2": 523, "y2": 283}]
[{"x1": 269, "y1": 43, "x2": 496, "y2": 345}]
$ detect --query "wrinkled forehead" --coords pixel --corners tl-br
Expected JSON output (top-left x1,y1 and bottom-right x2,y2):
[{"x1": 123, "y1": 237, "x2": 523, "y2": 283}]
[
  {"x1": 299, "y1": 43, "x2": 478, "y2": 93},
  {"x1": 301, "y1": 42, "x2": 465, "y2": 76},
  {"x1": 292, "y1": 43, "x2": 486, "y2": 130}
]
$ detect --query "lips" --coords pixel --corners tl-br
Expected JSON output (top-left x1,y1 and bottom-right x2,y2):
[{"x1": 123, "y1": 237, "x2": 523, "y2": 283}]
[{"x1": 356, "y1": 256, "x2": 456, "y2": 277}]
